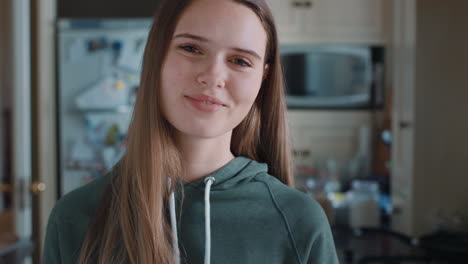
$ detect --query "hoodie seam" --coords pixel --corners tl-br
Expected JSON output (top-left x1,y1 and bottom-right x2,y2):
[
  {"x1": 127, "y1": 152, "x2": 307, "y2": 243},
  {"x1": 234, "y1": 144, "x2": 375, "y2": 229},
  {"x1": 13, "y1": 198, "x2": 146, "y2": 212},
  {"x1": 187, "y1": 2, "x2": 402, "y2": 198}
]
[{"x1": 256, "y1": 177, "x2": 304, "y2": 264}]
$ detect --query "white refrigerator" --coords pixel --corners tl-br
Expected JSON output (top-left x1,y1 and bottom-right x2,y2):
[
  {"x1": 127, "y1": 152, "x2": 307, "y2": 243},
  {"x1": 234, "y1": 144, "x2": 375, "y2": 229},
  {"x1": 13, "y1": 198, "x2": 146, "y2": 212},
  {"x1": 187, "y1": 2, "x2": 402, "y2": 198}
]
[{"x1": 56, "y1": 19, "x2": 151, "y2": 195}]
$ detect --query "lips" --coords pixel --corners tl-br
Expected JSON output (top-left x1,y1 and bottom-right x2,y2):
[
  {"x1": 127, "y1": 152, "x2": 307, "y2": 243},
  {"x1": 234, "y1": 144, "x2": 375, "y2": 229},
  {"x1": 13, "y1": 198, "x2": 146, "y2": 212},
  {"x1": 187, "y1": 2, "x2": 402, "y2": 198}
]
[
  {"x1": 185, "y1": 94, "x2": 227, "y2": 106},
  {"x1": 184, "y1": 94, "x2": 227, "y2": 113}
]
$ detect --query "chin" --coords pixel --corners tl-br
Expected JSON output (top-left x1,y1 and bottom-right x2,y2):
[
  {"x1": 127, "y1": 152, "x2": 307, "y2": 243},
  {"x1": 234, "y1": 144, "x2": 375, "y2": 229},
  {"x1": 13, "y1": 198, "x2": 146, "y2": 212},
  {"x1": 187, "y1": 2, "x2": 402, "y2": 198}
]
[
  {"x1": 174, "y1": 122, "x2": 231, "y2": 140},
  {"x1": 185, "y1": 128, "x2": 228, "y2": 139}
]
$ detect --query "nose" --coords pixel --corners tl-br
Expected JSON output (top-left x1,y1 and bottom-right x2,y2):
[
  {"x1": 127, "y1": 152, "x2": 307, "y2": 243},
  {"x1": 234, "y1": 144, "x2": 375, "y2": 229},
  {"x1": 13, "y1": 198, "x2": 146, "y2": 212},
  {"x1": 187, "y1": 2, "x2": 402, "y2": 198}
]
[{"x1": 196, "y1": 58, "x2": 226, "y2": 89}]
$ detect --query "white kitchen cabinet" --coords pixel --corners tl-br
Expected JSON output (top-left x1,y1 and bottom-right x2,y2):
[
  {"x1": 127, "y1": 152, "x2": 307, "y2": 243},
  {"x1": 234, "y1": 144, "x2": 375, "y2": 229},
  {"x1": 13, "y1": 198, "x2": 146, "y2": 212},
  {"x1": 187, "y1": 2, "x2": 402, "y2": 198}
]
[
  {"x1": 268, "y1": 0, "x2": 303, "y2": 38},
  {"x1": 268, "y1": 0, "x2": 389, "y2": 45},
  {"x1": 287, "y1": 110, "x2": 374, "y2": 171}
]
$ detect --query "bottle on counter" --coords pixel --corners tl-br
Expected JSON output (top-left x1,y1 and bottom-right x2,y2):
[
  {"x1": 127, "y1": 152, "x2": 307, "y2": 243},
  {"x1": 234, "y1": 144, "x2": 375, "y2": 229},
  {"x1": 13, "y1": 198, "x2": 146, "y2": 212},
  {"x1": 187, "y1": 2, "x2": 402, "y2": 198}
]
[{"x1": 348, "y1": 180, "x2": 381, "y2": 228}]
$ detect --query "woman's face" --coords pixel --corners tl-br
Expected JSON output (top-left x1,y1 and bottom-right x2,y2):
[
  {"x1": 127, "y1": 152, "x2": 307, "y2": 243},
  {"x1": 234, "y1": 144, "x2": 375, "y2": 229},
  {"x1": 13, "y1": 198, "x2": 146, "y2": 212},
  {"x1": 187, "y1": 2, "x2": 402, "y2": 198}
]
[{"x1": 160, "y1": 0, "x2": 268, "y2": 139}]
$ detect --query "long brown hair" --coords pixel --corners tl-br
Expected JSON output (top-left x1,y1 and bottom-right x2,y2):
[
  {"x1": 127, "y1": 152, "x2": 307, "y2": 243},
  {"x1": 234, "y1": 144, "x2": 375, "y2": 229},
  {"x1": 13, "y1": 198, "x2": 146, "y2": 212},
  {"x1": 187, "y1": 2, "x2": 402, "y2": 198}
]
[{"x1": 78, "y1": 0, "x2": 294, "y2": 263}]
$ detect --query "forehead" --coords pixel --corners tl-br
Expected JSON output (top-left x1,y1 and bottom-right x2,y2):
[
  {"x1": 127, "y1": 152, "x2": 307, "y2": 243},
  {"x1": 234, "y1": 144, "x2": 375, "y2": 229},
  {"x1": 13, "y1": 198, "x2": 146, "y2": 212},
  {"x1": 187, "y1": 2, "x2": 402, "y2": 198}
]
[{"x1": 173, "y1": 0, "x2": 268, "y2": 57}]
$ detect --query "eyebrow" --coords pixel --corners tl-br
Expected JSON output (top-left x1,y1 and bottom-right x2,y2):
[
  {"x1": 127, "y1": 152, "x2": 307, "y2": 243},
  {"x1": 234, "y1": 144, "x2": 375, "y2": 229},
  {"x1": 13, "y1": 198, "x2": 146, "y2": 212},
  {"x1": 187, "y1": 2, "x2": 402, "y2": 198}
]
[
  {"x1": 174, "y1": 33, "x2": 209, "y2": 42},
  {"x1": 173, "y1": 33, "x2": 263, "y2": 61}
]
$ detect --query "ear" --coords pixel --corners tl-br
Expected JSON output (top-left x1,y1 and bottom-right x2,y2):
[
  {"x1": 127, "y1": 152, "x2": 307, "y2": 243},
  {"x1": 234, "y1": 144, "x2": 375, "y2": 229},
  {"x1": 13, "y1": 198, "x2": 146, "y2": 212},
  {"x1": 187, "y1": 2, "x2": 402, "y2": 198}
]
[{"x1": 262, "y1": 64, "x2": 270, "y2": 81}]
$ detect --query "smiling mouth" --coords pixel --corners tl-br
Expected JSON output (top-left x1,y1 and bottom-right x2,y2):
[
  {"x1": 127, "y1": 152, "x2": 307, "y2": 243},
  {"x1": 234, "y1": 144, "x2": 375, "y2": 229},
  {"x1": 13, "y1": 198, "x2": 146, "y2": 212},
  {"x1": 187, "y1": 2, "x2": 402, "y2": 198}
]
[
  {"x1": 184, "y1": 95, "x2": 227, "y2": 106},
  {"x1": 184, "y1": 95, "x2": 227, "y2": 113}
]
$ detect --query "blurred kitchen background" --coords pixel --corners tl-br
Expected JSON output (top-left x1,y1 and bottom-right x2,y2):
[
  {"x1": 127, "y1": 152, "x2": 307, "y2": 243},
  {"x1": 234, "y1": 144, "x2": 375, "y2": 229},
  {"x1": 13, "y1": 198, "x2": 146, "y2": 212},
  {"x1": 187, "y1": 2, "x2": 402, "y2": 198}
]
[{"x1": 1, "y1": 0, "x2": 467, "y2": 263}]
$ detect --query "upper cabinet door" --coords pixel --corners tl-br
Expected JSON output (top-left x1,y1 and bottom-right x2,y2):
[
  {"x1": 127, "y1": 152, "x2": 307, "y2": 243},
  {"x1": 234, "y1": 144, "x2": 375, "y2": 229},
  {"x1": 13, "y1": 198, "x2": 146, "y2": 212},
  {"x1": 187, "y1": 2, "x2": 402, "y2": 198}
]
[
  {"x1": 269, "y1": 0, "x2": 389, "y2": 45},
  {"x1": 304, "y1": 0, "x2": 387, "y2": 44},
  {"x1": 267, "y1": 0, "x2": 303, "y2": 39}
]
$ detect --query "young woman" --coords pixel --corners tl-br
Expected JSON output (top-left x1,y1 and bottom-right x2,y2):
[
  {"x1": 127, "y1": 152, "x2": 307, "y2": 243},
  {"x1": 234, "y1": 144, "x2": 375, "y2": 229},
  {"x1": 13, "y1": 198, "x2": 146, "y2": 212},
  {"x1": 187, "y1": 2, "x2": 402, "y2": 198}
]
[{"x1": 43, "y1": 0, "x2": 339, "y2": 263}]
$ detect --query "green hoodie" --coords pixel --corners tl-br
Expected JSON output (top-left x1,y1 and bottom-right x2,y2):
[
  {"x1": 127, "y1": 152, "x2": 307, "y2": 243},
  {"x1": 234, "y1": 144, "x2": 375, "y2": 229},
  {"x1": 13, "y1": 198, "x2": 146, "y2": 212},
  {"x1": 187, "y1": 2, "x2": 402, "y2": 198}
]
[{"x1": 43, "y1": 156, "x2": 339, "y2": 264}]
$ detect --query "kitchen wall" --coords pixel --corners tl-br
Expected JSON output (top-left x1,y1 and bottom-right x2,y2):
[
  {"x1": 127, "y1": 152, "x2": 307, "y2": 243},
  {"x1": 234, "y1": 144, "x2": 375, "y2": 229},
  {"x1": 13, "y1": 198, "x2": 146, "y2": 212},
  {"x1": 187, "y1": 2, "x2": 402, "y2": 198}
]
[{"x1": 412, "y1": 0, "x2": 468, "y2": 235}]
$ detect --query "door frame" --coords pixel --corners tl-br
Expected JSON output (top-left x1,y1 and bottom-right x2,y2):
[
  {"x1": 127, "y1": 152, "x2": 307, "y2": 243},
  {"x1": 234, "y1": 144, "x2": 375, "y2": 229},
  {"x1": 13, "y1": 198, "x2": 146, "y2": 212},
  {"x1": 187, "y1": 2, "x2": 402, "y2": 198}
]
[
  {"x1": 390, "y1": 0, "x2": 417, "y2": 236},
  {"x1": 30, "y1": 0, "x2": 58, "y2": 262}
]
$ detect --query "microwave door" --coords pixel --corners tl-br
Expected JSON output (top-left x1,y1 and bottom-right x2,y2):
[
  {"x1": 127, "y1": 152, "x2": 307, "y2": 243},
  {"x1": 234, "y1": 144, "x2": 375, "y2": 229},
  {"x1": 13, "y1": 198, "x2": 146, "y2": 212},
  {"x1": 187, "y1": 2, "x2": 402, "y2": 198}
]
[{"x1": 281, "y1": 45, "x2": 377, "y2": 109}]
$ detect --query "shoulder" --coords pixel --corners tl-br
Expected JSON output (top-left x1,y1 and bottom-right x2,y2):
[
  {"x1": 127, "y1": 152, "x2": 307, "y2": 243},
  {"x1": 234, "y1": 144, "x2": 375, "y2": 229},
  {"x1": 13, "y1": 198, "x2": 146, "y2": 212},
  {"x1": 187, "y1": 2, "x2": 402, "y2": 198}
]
[
  {"x1": 44, "y1": 172, "x2": 113, "y2": 263},
  {"x1": 253, "y1": 173, "x2": 338, "y2": 263},
  {"x1": 253, "y1": 173, "x2": 329, "y2": 231},
  {"x1": 49, "y1": 172, "x2": 112, "y2": 225}
]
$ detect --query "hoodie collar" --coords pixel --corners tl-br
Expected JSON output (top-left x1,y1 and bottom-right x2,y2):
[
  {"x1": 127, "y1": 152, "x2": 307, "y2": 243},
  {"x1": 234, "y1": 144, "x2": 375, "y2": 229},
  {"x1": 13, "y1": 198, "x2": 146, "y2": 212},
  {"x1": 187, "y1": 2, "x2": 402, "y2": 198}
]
[{"x1": 183, "y1": 156, "x2": 268, "y2": 191}]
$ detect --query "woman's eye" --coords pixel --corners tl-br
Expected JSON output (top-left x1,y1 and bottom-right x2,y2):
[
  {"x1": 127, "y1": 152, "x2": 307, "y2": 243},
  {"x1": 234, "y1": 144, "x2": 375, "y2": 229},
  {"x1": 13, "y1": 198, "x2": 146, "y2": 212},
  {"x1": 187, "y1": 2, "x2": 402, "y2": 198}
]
[
  {"x1": 179, "y1": 45, "x2": 200, "y2": 54},
  {"x1": 232, "y1": 58, "x2": 252, "y2": 67}
]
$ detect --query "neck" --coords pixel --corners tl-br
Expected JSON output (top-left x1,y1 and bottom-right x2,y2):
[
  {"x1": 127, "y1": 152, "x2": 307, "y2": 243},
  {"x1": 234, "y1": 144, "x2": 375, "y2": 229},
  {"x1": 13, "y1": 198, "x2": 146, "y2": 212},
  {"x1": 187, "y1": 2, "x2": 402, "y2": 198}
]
[{"x1": 176, "y1": 131, "x2": 235, "y2": 183}]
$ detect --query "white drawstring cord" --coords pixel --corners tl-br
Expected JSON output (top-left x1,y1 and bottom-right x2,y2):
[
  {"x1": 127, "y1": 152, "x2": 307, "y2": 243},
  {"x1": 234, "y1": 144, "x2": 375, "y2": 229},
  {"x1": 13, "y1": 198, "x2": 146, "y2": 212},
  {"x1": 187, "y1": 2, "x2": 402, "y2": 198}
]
[
  {"x1": 169, "y1": 176, "x2": 216, "y2": 264},
  {"x1": 168, "y1": 178, "x2": 181, "y2": 264},
  {"x1": 204, "y1": 176, "x2": 215, "y2": 264}
]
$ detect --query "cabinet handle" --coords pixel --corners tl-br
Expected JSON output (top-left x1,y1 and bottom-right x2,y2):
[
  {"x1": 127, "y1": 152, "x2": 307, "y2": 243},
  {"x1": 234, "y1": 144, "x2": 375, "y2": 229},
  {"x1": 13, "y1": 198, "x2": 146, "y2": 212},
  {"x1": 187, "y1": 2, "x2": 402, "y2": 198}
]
[
  {"x1": 30, "y1": 181, "x2": 46, "y2": 194},
  {"x1": 0, "y1": 181, "x2": 46, "y2": 194},
  {"x1": 292, "y1": 1, "x2": 313, "y2": 8},
  {"x1": 292, "y1": 1, "x2": 303, "y2": 7},
  {"x1": 399, "y1": 121, "x2": 412, "y2": 129}
]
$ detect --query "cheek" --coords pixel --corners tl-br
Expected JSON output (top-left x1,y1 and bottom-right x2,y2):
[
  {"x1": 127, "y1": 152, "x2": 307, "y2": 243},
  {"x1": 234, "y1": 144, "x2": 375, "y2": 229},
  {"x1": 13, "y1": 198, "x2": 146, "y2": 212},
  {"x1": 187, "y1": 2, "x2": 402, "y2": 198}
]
[
  {"x1": 233, "y1": 72, "x2": 264, "y2": 105},
  {"x1": 161, "y1": 54, "x2": 192, "y2": 95},
  {"x1": 163, "y1": 54, "x2": 182, "y2": 81},
  {"x1": 160, "y1": 67, "x2": 173, "y2": 103}
]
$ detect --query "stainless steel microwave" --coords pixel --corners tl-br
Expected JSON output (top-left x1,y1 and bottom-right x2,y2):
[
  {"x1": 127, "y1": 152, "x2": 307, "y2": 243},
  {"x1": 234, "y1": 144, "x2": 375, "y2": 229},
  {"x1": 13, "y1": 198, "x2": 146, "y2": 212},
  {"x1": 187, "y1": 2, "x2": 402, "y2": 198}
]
[{"x1": 280, "y1": 45, "x2": 385, "y2": 109}]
